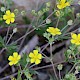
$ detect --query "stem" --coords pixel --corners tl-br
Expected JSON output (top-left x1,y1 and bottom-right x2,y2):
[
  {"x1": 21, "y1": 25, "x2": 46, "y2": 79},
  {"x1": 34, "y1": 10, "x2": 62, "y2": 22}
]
[
  {"x1": 49, "y1": 42, "x2": 58, "y2": 80},
  {"x1": 5, "y1": 26, "x2": 10, "y2": 43},
  {"x1": 59, "y1": 70, "x2": 61, "y2": 80},
  {"x1": 56, "y1": 17, "x2": 60, "y2": 28},
  {"x1": 6, "y1": 32, "x2": 14, "y2": 45},
  {"x1": 51, "y1": 60, "x2": 58, "y2": 80},
  {"x1": 68, "y1": 63, "x2": 77, "y2": 73},
  {"x1": 50, "y1": 43, "x2": 53, "y2": 59}
]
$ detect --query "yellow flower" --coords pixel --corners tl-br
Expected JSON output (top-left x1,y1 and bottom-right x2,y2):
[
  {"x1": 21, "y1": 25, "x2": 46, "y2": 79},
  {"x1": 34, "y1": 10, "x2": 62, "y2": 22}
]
[
  {"x1": 3, "y1": 10, "x2": 15, "y2": 24},
  {"x1": 47, "y1": 27, "x2": 61, "y2": 36},
  {"x1": 71, "y1": 33, "x2": 80, "y2": 45},
  {"x1": 57, "y1": 0, "x2": 70, "y2": 9},
  {"x1": 29, "y1": 50, "x2": 42, "y2": 64},
  {"x1": 8, "y1": 52, "x2": 21, "y2": 66}
]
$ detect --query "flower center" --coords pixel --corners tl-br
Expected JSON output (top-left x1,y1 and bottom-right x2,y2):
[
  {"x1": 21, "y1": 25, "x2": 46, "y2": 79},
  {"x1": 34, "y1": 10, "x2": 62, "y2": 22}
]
[{"x1": 7, "y1": 15, "x2": 12, "y2": 19}]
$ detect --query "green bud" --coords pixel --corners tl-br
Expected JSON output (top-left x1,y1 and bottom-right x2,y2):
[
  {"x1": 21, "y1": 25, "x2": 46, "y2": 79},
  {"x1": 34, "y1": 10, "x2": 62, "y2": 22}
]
[
  {"x1": 46, "y1": 2, "x2": 51, "y2": 7},
  {"x1": 14, "y1": 9, "x2": 19, "y2": 15},
  {"x1": 57, "y1": 64, "x2": 63, "y2": 70},
  {"x1": 38, "y1": 10, "x2": 43, "y2": 16},
  {"x1": 67, "y1": 20, "x2": 73, "y2": 26},
  {"x1": 31, "y1": 10, "x2": 37, "y2": 16},
  {"x1": 1, "y1": 7, "x2": 6, "y2": 12},
  {"x1": 21, "y1": 11, "x2": 26, "y2": 16},
  {"x1": 46, "y1": 19, "x2": 51, "y2": 24},
  {"x1": 45, "y1": 7, "x2": 50, "y2": 11},
  {"x1": 76, "y1": 13, "x2": 80, "y2": 18},
  {"x1": 43, "y1": 8, "x2": 46, "y2": 13}
]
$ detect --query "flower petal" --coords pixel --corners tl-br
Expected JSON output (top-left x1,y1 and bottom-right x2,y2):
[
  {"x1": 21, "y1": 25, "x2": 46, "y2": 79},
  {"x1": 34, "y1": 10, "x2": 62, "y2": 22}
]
[
  {"x1": 17, "y1": 55, "x2": 21, "y2": 60},
  {"x1": 29, "y1": 52, "x2": 34, "y2": 58},
  {"x1": 57, "y1": 5, "x2": 62, "y2": 9},
  {"x1": 71, "y1": 39, "x2": 76, "y2": 44},
  {"x1": 37, "y1": 54, "x2": 42, "y2": 59},
  {"x1": 13, "y1": 52, "x2": 18, "y2": 58},
  {"x1": 33, "y1": 50, "x2": 38, "y2": 55},
  {"x1": 65, "y1": 2, "x2": 70, "y2": 6},
  {"x1": 11, "y1": 18, "x2": 15, "y2": 23},
  {"x1": 61, "y1": 0, "x2": 66, "y2": 3},
  {"x1": 78, "y1": 34, "x2": 80, "y2": 39},
  {"x1": 71, "y1": 33, "x2": 77, "y2": 39},
  {"x1": 11, "y1": 13, "x2": 15, "y2": 17},
  {"x1": 8, "y1": 56, "x2": 13, "y2": 61},
  {"x1": 3, "y1": 15, "x2": 7, "y2": 20},
  {"x1": 9, "y1": 62, "x2": 13, "y2": 66},
  {"x1": 6, "y1": 10, "x2": 11, "y2": 15},
  {"x1": 30, "y1": 59, "x2": 35, "y2": 63},
  {"x1": 6, "y1": 19, "x2": 10, "y2": 24},
  {"x1": 35, "y1": 59, "x2": 41, "y2": 64}
]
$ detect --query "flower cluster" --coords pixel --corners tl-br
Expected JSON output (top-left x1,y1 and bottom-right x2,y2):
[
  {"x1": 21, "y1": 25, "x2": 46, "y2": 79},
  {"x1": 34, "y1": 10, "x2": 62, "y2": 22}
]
[
  {"x1": 29, "y1": 50, "x2": 42, "y2": 64},
  {"x1": 57, "y1": 0, "x2": 70, "y2": 9},
  {"x1": 3, "y1": 10, "x2": 15, "y2": 24},
  {"x1": 8, "y1": 52, "x2": 21, "y2": 66},
  {"x1": 71, "y1": 33, "x2": 80, "y2": 45},
  {"x1": 47, "y1": 27, "x2": 61, "y2": 36}
]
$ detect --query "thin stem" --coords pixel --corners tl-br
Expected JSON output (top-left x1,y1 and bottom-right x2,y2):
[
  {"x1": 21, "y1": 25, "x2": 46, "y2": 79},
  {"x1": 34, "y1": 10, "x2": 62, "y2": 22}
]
[
  {"x1": 56, "y1": 17, "x2": 60, "y2": 28},
  {"x1": 49, "y1": 42, "x2": 58, "y2": 80},
  {"x1": 59, "y1": 70, "x2": 61, "y2": 80},
  {"x1": 61, "y1": 25, "x2": 68, "y2": 32},
  {"x1": 51, "y1": 60, "x2": 58, "y2": 80},
  {"x1": 5, "y1": 26, "x2": 10, "y2": 43},
  {"x1": 50, "y1": 43, "x2": 53, "y2": 59},
  {"x1": 68, "y1": 63, "x2": 77, "y2": 73},
  {"x1": 0, "y1": 72, "x2": 17, "y2": 80},
  {"x1": 6, "y1": 32, "x2": 14, "y2": 45}
]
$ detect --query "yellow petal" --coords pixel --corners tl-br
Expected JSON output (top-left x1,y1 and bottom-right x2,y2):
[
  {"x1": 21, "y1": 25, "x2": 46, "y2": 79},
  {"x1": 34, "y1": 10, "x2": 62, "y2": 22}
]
[
  {"x1": 29, "y1": 52, "x2": 34, "y2": 58},
  {"x1": 3, "y1": 15, "x2": 7, "y2": 20},
  {"x1": 56, "y1": 32, "x2": 61, "y2": 35},
  {"x1": 14, "y1": 60, "x2": 18, "y2": 64},
  {"x1": 33, "y1": 50, "x2": 38, "y2": 55},
  {"x1": 71, "y1": 39, "x2": 76, "y2": 44},
  {"x1": 8, "y1": 56, "x2": 13, "y2": 61},
  {"x1": 37, "y1": 54, "x2": 42, "y2": 59},
  {"x1": 13, "y1": 52, "x2": 18, "y2": 58},
  {"x1": 78, "y1": 34, "x2": 80, "y2": 39},
  {"x1": 11, "y1": 13, "x2": 15, "y2": 17},
  {"x1": 6, "y1": 10, "x2": 11, "y2": 15},
  {"x1": 61, "y1": 0, "x2": 66, "y2": 3},
  {"x1": 55, "y1": 28, "x2": 60, "y2": 31},
  {"x1": 57, "y1": 5, "x2": 62, "y2": 9},
  {"x1": 65, "y1": 2, "x2": 70, "y2": 6},
  {"x1": 17, "y1": 55, "x2": 21, "y2": 60},
  {"x1": 30, "y1": 59, "x2": 35, "y2": 63},
  {"x1": 9, "y1": 62, "x2": 13, "y2": 66},
  {"x1": 71, "y1": 33, "x2": 77, "y2": 39},
  {"x1": 11, "y1": 18, "x2": 15, "y2": 23},
  {"x1": 35, "y1": 59, "x2": 41, "y2": 64},
  {"x1": 6, "y1": 19, "x2": 10, "y2": 24},
  {"x1": 76, "y1": 42, "x2": 80, "y2": 45}
]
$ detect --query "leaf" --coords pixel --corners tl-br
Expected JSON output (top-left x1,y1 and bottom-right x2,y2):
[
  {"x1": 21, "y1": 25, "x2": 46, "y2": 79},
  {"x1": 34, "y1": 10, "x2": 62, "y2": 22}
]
[
  {"x1": 17, "y1": 70, "x2": 22, "y2": 80},
  {"x1": 0, "y1": 36, "x2": 5, "y2": 48},
  {"x1": 19, "y1": 53, "x2": 28, "y2": 68}
]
